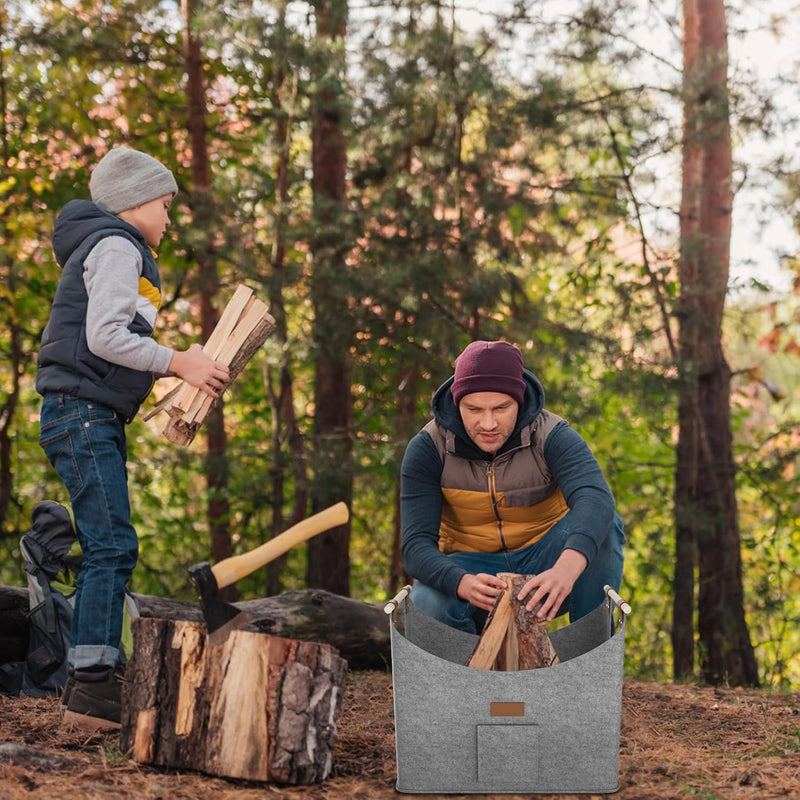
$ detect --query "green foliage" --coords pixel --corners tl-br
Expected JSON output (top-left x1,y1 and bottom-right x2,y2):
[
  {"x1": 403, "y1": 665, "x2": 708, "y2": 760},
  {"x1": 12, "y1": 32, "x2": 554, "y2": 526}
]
[{"x1": 1, "y1": 0, "x2": 798, "y2": 689}]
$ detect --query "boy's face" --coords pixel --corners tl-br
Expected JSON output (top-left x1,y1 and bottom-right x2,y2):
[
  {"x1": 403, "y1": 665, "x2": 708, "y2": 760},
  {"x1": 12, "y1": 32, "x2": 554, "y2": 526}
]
[{"x1": 117, "y1": 194, "x2": 173, "y2": 248}]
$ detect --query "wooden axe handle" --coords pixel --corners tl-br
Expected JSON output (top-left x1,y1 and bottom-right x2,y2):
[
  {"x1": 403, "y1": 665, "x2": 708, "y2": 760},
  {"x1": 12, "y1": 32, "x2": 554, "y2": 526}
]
[{"x1": 211, "y1": 502, "x2": 349, "y2": 589}]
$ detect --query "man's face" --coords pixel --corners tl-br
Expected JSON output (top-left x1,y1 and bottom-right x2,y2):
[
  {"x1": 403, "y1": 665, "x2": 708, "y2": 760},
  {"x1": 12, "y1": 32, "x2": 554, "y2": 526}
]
[{"x1": 458, "y1": 391, "x2": 519, "y2": 455}]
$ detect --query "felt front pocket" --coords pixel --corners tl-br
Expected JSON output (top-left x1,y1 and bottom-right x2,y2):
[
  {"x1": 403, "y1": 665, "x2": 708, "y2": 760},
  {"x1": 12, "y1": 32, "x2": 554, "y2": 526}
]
[{"x1": 476, "y1": 723, "x2": 539, "y2": 784}]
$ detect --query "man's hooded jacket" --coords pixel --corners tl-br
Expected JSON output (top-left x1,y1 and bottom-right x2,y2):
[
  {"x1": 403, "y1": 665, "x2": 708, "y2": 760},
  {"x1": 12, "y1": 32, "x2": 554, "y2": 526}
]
[{"x1": 400, "y1": 370, "x2": 617, "y2": 598}]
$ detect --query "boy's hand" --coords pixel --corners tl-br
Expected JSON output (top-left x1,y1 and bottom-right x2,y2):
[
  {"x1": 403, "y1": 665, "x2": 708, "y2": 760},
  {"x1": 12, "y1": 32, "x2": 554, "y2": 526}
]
[{"x1": 168, "y1": 344, "x2": 230, "y2": 398}]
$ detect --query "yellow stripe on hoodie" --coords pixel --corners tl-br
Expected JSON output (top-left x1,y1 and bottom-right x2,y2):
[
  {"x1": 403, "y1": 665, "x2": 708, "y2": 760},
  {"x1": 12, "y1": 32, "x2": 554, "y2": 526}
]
[{"x1": 138, "y1": 276, "x2": 162, "y2": 310}]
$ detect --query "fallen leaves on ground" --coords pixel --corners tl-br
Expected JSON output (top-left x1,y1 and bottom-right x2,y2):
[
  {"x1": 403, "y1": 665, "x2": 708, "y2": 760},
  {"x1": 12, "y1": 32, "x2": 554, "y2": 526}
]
[{"x1": 1, "y1": 675, "x2": 798, "y2": 799}]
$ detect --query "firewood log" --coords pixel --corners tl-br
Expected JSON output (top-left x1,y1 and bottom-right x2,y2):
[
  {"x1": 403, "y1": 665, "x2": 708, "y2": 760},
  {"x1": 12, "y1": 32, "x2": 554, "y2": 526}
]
[
  {"x1": 467, "y1": 573, "x2": 560, "y2": 671},
  {"x1": 144, "y1": 285, "x2": 276, "y2": 446}
]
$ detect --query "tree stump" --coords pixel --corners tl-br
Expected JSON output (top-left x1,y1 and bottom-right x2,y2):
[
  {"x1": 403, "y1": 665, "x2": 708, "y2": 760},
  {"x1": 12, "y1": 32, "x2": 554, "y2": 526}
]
[
  {"x1": 120, "y1": 617, "x2": 347, "y2": 784},
  {"x1": 467, "y1": 573, "x2": 560, "y2": 671}
]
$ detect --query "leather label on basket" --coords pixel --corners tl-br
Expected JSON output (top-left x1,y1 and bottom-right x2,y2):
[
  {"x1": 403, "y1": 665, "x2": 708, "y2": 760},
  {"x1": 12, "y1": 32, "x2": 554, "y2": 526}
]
[{"x1": 490, "y1": 701, "x2": 525, "y2": 717}]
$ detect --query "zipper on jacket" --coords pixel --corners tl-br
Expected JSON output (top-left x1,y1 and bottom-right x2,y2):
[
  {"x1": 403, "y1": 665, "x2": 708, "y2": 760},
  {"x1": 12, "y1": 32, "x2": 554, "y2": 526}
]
[{"x1": 486, "y1": 462, "x2": 509, "y2": 551}]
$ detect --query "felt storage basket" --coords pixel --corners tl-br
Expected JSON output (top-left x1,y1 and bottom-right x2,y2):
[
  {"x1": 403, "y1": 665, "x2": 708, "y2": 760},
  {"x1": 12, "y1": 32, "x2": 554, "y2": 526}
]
[{"x1": 385, "y1": 585, "x2": 630, "y2": 795}]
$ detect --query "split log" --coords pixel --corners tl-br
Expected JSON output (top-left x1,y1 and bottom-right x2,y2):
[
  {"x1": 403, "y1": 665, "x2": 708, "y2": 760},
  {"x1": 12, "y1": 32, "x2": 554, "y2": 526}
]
[
  {"x1": 145, "y1": 284, "x2": 276, "y2": 446},
  {"x1": 466, "y1": 579, "x2": 514, "y2": 670},
  {"x1": 467, "y1": 573, "x2": 559, "y2": 671},
  {"x1": 0, "y1": 585, "x2": 390, "y2": 671},
  {"x1": 120, "y1": 617, "x2": 347, "y2": 784},
  {"x1": 504, "y1": 573, "x2": 560, "y2": 670}
]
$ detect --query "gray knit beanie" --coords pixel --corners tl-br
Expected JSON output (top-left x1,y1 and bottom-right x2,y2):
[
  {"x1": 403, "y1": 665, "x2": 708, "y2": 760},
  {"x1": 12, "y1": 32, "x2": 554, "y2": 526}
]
[{"x1": 90, "y1": 147, "x2": 178, "y2": 214}]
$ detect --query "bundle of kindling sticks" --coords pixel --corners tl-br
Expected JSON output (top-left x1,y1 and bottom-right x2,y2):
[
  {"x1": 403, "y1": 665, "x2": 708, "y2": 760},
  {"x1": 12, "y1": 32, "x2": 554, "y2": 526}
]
[{"x1": 145, "y1": 285, "x2": 275, "y2": 446}]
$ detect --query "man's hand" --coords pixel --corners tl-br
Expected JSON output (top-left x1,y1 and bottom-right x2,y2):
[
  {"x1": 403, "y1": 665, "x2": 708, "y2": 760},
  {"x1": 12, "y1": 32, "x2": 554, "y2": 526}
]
[
  {"x1": 168, "y1": 344, "x2": 230, "y2": 398},
  {"x1": 517, "y1": 549, "x2": 588, "y2": 621},
  {"x1": 457, "y1": 573, "x2": 507, "y2": 612}
]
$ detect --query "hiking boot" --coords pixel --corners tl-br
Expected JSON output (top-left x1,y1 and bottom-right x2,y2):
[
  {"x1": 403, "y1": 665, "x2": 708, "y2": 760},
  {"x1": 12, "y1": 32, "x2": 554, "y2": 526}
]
[{"x1": 62, "y1": 666, "x2": 124, "y2": 731}]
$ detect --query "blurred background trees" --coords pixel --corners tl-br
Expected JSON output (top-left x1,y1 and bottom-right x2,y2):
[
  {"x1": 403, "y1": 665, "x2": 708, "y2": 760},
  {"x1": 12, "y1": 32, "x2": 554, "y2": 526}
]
[{"x1": 1, "y1": 0, "x2": 798, "y2": 688}]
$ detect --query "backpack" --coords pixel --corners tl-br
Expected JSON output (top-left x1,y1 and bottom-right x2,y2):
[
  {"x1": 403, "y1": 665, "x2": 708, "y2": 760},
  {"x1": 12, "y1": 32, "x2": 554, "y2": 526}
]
[
  {"x1": 19, "y1": 501, "x2": 82, "y2": 696},
  {"x1": 14, "y1": 501, "x2": 138, "y2": 697}
]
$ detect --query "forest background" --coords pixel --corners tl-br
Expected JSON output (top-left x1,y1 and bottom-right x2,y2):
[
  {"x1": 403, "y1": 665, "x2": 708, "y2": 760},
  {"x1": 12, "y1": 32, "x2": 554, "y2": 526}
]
[{"x1": 1, "y1": 0, "x2": 799, "y2": 691}]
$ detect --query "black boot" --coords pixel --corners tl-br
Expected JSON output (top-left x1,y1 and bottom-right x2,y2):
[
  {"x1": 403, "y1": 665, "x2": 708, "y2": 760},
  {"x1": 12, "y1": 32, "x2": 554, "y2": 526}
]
[{"x1": 62, "y1": 666, "x2": 124, "y2": 731}]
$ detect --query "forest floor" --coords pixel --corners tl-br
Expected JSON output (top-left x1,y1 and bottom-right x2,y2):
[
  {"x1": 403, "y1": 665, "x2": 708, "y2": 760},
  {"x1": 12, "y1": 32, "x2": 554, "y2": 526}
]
[{"x1": 0, "y1": 673, "x2": 798, "y2": 800}]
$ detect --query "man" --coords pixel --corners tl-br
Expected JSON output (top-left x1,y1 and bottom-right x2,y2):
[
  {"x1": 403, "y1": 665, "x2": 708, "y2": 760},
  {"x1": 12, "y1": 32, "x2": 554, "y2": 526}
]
[{"x1": 400, "y1": 340, "x2": 624, "y2": 633}]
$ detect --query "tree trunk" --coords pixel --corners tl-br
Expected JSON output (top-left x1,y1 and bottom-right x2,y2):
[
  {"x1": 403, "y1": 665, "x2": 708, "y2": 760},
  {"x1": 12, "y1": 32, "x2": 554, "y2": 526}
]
[
  {"x1": 182, "y1": 0, "x2": 235, "y2": 599},
  {"x1": 674, "y1": 0, "x2": 759, "y2": 686},
  {"x1": 0, "y1": 585, "x2": 390, "y2": 672},
  {"x1": 306, "y1": 0, "x2": 353, "y2": 596},
  {"x1": 265, "y1": 1, "x2": 309, "y2": 597}
]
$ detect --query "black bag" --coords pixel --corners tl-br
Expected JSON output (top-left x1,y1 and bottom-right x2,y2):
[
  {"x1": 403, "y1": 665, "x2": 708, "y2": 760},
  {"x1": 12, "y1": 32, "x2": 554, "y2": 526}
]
[
  {"x1": 0, "y1": 501, "x2": 139, "y2": 697},
  {"x1": 19, "y1": 501, "x2": 81, "y2": 696}
]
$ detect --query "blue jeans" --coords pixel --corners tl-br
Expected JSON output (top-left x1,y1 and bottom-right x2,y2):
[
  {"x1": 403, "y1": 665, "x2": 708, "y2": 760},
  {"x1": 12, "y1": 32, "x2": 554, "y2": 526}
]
[
  {"x1": 410, "y1": 511, "x2": 625, "y2": 633},
  {"x1": 39, "y1": 393, "x2": 138, "y2": 671}
]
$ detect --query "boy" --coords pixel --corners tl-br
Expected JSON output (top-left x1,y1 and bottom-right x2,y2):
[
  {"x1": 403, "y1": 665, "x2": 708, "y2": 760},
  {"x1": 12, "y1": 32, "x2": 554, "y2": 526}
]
[{"x1": 36, "y1": 147, "x2": 230, "y2": 729}]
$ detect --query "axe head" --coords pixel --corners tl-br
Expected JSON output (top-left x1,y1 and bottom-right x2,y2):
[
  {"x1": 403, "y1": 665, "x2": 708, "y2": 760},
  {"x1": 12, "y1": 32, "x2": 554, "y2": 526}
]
[{"x1": 189, "y1": 561, "x2": 252, "y2": 646}]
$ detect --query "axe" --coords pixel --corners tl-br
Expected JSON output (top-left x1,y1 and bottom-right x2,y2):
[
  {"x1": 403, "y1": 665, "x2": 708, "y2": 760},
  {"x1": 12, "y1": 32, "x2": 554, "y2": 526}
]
[{"x1": 189, "y1": 501, "x2": 349, "y2": 646}]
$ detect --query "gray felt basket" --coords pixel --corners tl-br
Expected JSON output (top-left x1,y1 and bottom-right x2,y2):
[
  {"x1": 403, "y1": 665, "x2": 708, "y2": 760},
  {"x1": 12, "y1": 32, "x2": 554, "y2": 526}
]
[{"x1": 384, "y1": 585, "x2": 630, "y2": 795}]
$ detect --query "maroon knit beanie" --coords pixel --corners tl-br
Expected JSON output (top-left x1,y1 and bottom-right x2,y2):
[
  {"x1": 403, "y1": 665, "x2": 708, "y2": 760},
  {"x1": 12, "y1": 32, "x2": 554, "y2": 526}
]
[{"x1": 451, "y1": 341, "x2": 526, "y2": 405}]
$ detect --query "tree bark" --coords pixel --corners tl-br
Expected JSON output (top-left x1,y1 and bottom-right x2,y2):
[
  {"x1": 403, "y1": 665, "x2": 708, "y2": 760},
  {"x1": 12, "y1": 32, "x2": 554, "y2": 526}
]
[
  {"x1": 674, "y1": 0, "x2": 759, "y2": 686},
  {"x1": 306, "y1": 0, "x2": 353, "y2": 596}
]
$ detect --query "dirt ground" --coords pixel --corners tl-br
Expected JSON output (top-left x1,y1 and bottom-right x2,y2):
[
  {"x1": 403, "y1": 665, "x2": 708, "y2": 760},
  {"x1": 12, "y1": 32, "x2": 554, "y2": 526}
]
[{"x1": 1, "y1": 673, "x2": 798, "y2": 800}]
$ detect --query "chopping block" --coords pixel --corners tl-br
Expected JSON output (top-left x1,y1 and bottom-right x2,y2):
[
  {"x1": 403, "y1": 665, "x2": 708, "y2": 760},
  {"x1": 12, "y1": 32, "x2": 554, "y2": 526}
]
[{"x1": 119, "y1": 617, "x2": 347, "y2": 784}]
